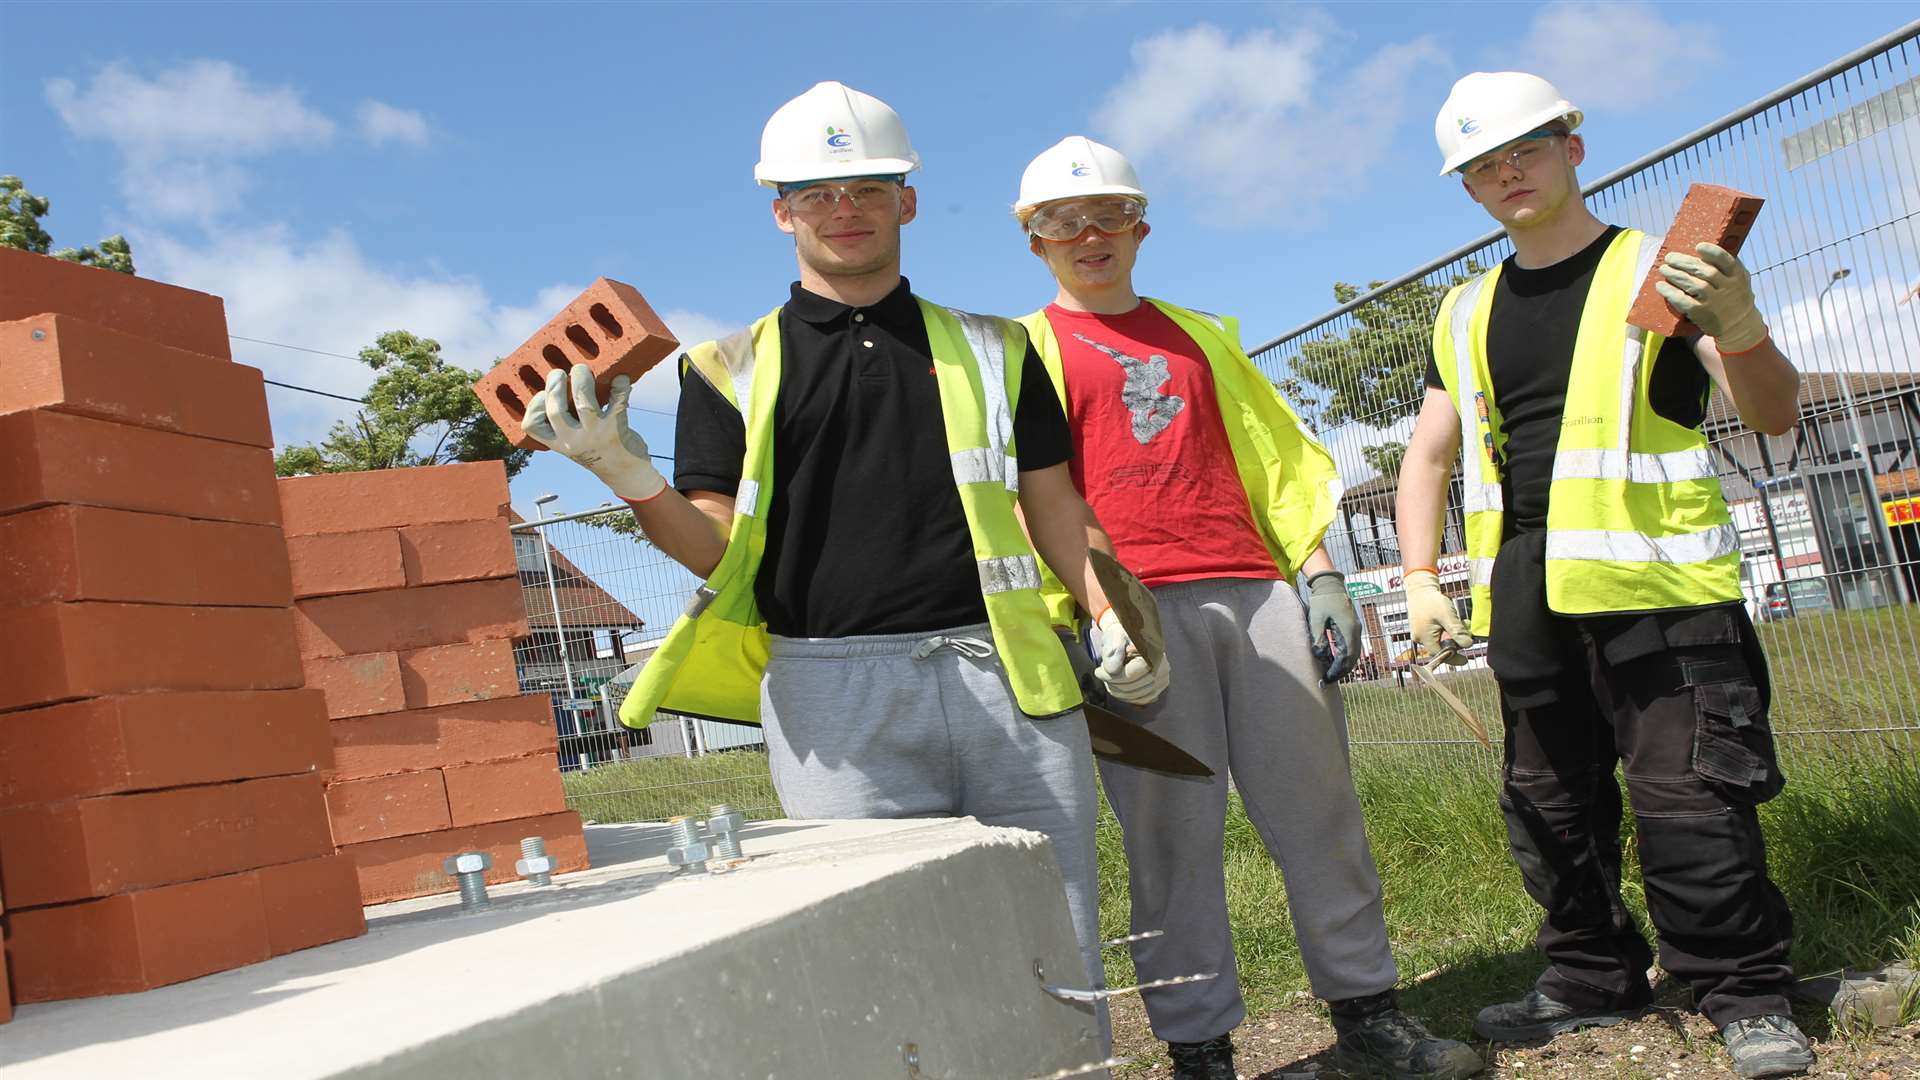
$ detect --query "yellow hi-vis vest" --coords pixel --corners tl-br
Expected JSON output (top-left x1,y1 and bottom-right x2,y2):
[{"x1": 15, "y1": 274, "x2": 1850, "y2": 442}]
[
  {"x1": 1430, "y1": 228, "x2": 1743, "y2": 638},
  {"x1": 1017, "y1": 299, "x2": 1343, "y2": 627},
  {"x1": 618, "y1": 299, "x2": 1084, "y2": 729}
]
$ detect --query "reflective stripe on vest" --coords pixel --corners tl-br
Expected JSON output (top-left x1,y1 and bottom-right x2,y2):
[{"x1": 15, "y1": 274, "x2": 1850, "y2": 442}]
[{"x1": 949, "y1": 309, "x2": 1020, "y2": 495}]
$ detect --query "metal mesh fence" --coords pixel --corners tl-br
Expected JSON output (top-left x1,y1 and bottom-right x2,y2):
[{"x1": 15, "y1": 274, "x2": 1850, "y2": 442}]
[{"x1": 1248, "y1": 22, "x2": 1920, "y2": 762}]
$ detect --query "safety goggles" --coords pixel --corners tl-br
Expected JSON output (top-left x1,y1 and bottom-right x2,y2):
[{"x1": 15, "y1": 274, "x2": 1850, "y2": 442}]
[
  {"x1": 778, "y1": 176, "x2": 904, "y2": 215},
  {"x1": 1457, "y1": 129, "x2": 1563, "y2": 183},
  {"x1": 1027, "y1": 198, "x2": 1145, "y2": 242}
]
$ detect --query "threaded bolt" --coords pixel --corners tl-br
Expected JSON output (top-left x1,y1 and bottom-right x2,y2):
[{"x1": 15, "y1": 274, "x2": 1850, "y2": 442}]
[
  {"x1": 515, "y1": 835, "x2": 554, "y2": 887},
  {"x1": 707, "y1": 804, "x2": 746, "y2": 862},
  {"x1": 713, "y1": 830, "x2": 744, "y2": 861},
  {"x1": 666, "y1": 814, "x2": 710, "y2": 874},
  {"x1": 442, "y1": 851, "x2": 492, "y2": 910}
]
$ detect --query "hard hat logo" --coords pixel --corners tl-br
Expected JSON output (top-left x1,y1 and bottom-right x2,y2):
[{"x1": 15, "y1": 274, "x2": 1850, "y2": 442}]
[
  {"x1": 825, "y1": 126, "x2": 852, "y2": 149},
  {"x1": 1456, "y1": 117, "x2": 1479, "y2": 136},
  {"x1": 1070, "y1": 161, "x2": 1091, "y2": 177}
]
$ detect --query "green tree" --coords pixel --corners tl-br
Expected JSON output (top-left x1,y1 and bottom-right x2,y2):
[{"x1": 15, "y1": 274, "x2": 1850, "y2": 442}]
[
  {"x1": 1, "y1": 175, "x2": 136, "y2": 274},
  {"x1": 1286, "y1": 266, "x2": 1482, "y2": 430},
  {"x1": 274, "y1": 330, "x2": 532, "y2": 478},
  {"x1": 1360, "y1": 441, "x2": 1408, "y2": 479}
]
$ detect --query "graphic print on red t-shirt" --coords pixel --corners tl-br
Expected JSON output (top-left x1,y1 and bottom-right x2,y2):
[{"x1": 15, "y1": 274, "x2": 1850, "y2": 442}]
[{"x1": 1045, "y1": 302, "x2": 1280, "y2": 588}]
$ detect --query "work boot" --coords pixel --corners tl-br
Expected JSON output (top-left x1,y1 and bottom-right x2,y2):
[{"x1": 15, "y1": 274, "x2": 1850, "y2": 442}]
[
  {"x1": 1721, "y1": 1014, "x2": 1815, "y2": 1078},
  {"x1": 1330, "y1": 989, "x2": 1485, "y2": 1079},
  {"x1": 1165, "y1": 1033, "x2": 1235, "y2": 1080},
  {"x1": 1472, "y1": 989, "x2": 1644, "y2": 1041}
]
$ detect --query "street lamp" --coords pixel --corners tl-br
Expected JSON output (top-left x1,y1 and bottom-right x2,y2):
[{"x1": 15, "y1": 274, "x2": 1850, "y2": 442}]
[
  {"x1": 1815, "y1": 268, "x2": 1874, "y2": 467},
  {"x1": 531, "y1": 494, "x2": 578, "y2": 706}
]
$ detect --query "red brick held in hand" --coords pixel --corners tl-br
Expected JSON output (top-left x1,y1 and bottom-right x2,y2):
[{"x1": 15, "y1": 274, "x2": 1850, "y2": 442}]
[
  {"x1": 473, "y1": 278, "x2": 679, "y2": 449},
  {"x1": 301, "y1": 652, "x2": 407, "y2": 720},
  {"x1": 326, "y1": 770, "x2": 451, "y2": 844},
  {"x1": 277, "y1": 460, "x2": 509, "y2": 538},
  {"x1": 328, "y1": 694, "x2": 558, "y2": 781},
  {"x1": 399, "y1": 639, "x2": 520, "y2": 709},
  {"x1": 256, "y1": 853, "x2": 367, "y2": 956},
  {"x1": 0, "y1": 690, "x2": 330, "y2": 809},
  {"x1": 0, "y1": 313, "x2": 269, "y2": 444},
  {"x1": 6, "y1": 870, "x2": 269, "y2": 1002},
  {"x1": 340, "y1": 809, "x2": 586, "y2": 903},
  {"x1": 1627, "y1": 183, "x2": 1767, "y2": 338},
  {"x1": 442, "y1": 753, "x2": 567, "y2": 827},
  {"x1": 293, "y1": 578, "x2": 526, "y2": 659},
  {"x1": 0, "y1": 409, "x2": 281, "y2": 524},
  {"x1": 0, "y1": 774, "x2": 334, "y2": 909},
  {"x1": 0, "y1": 602, "x2": 303, "y2": 714},
  {"x1": 399, "y1": 518, "x2": 516, "y2": 586},
  {"x1": 0, "y1": 505, "x2": 292, "y2": 610},
  {"x1": 0, "y1": 247, "x2": 230, "y2": 359},
  {"x1": 286, "y1": 529, "x2": 406, "y2": 598}
]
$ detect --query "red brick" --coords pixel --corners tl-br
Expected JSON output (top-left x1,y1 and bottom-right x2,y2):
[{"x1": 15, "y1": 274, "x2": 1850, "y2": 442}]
[
  {"x1": 0, "y1": 409, "x2": 280, "y2": 525},
  {"x1": 0, "y1": 504, "x2": 292, "y2": 609},
  {"x1": 0, "y1": 247, "x2": 230, "y2": 359},
  {"x1": 7, "y1": 871, "x2": 269, "y2": 1002},
  {"x1": 326, "y1": 770, "x2": 450, "y2": 843},
  {"x1": 473, "y1": 279, "x2": 678, "y2": 449},
  {"x1": 341, "y1": 809, "x2": 586, "y2": 903},
  {"x1": 293, "y1": 578, "x2": 527, "y2": 659},
  {"x1": 277, "y1": 461, "x2": 509, "y2": 538},
  {"x1": 0, "y1": 775, "x2": 334, "y2": 909},
  {"x1": 400, "y1": 518, "x2": 516, "y2": 586},
  {"x1": 0, "y1": 313, "x2": 268, "y2": 444},
  {"x1": 442, "y1": 754, "x2": 567, "y2": 827},
  {"x1": 399, "y1": 639, "x2": 520, "y2": 709},
  {"x1": 255, "y1": 853, "x2": 366, "y2": 956},
  {"x1": 286, "y1": 529, "x2": 406, "y2": 598},
  {"x1": 303, "y1": 651, "x2": 407, "y2": 720},
  {"x1": 328, "y1": 694, "x2": 558, "y2": 780},
  {"x1": 1628, "y1": 184, "x2": 1768, "y2": 337},
  {"x1": 0, "y1": 602, "x2": 303, "y2": 714},
  {"x1": 0, "y1": 690, "x2": 331, "y2": 808}
]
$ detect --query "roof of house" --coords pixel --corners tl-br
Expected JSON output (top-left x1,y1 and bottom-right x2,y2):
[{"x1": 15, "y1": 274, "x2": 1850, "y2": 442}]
[{"x1": 508, "y1": 509, "x2": 647, "y2": 632}]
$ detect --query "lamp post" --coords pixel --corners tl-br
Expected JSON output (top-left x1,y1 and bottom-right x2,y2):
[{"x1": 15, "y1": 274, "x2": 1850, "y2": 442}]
[
  {"x1": 532, "y1": 494, "x2": 578, "y2": 706},
  {"x1": 1815, "y1": 268, "x2": 1874, "y2": 467}
]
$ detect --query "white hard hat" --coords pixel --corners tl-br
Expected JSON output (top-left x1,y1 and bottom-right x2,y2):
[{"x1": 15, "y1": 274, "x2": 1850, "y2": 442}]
[
  {"x1": 1014, "y1": 135, "x2": 1147, "y2": 212},
  {"x1": 1434, "y1": 71, "x2": 1583, "y2": 176},
  {"x1": 754, "y1": 81, "x2": 921, "y2": 189}
]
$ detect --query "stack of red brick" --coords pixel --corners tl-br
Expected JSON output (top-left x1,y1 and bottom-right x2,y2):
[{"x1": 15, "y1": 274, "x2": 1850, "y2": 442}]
[
  {"x1": 0, "y1": 249, "x2": 365, "y2": 1010},
  {"x1": 278, "y1": 461, "x2": 586, "y2": 904}
]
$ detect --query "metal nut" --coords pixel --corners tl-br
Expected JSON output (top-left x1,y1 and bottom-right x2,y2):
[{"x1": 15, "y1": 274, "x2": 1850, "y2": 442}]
[
  {"x1": 707, "y1": 811, "x2": 745, "y2": 835},
  {"x1": 514, "y1": 855, "x2": 554, "y2": 876},
  {"x1": 666, "y1": 842, "x2": 711, "y2": 866},
  {"x1": 443, "y1": 852, "x2": 492, "y2": 875}
]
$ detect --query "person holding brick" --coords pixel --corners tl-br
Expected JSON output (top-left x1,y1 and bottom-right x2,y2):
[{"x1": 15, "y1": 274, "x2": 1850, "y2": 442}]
[
  {"x1": 523, "y1": 81, "x2": 1164, "y2": 1067},
  {"x1": 1398, "y1": 72, "x2": 1810, "y2": 1079},
  {"x1": 1006, "y1": 136, "x2": 1483, "y2": 1080}
]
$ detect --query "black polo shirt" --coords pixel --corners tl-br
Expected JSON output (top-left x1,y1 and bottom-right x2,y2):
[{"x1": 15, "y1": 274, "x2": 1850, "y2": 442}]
[{"x1": 674, "y1": 278, "x2": 1072, "y2": 638}]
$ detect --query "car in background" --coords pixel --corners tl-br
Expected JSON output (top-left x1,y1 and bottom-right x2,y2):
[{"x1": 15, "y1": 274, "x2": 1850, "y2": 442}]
[{"x1": 1762, "y1": 578, "x2": 1836, "y2": 621}]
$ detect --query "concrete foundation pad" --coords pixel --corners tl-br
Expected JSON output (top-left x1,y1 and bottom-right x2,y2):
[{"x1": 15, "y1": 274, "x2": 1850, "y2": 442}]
[{"x1": 0, "y1": 817, "x2": 1106, "y2": 1079}]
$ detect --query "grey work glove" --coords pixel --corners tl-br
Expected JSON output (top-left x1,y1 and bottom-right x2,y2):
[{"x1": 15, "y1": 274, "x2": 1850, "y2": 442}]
[
  {"x1": 1305, "y1": 571, "x2": 1362, "y2": 682},
  {"x1": 522, "y1": 365, "x2": 668, "y2": 503},
  {"x1": 1655, "y1": 241, "x2": 1769, "y2": 354}
]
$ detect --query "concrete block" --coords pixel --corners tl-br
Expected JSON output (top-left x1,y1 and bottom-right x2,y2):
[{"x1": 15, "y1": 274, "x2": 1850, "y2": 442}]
[
  {"x1": 302, "y1": 652, "x2": 407, "y2": 720},
  {"x1": 0, "y1": 504, "x2": 292, "y2": 609},
  {"x1": 256, "y1": 853, "x2": 368, "y2": 957},
  {"x1": 277, "y1": 461, "x2": 509, "y2": 538},
  {"x1": 326, "y1": 771, "x2": 451, "y2": 844},
  {"x1": 398, "y1": 519, "x2": 515, "y2": 586},
  {"x1": 0, "y1": 247, "x2": 230, "y2": 359},
  {"x1": 0, "y1": 774, "x2": 335, "y2": 909},
  {"x1": 0, "y1": 409, "x2": 280, "y2": 525},
  {"x1": 441, "y1": 754, "x2": 565, "y2": 827},
  {"x1": 398, "y1": 639, "x2": 519, "y2": 709},
  {"x1": 286, "y1": 530, "x2": 406, "y2": 599},
  {"x1": 0, "y1": 602, "x2": 304, "y2": 713},
  {"x1": 0, "y1": 313, "x2": 268, "y2": 444},
  {"x1": 293, "y1": 579, "x2": 526, "y2": 659},
  {"x1": 473, "y1": 278, "x2": 678, "y2": 449},
  {"x1": 341, "y1": 809, "x2": 585, "y2": 903},
  {"x1": 327, "y1": 694, "x2": 558, "y2": 780},
  {"x1": 1628, "y1": 183, "x2": 1767, "y2": 337},
  {"x1": 0, "y1": 690, "x2": 331, "y2": 808}
]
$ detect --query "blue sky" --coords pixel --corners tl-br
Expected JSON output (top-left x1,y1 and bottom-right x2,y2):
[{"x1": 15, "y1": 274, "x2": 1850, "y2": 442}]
[{"x1": 4, "y1": 0, "x2": 1913, "y2": 528}]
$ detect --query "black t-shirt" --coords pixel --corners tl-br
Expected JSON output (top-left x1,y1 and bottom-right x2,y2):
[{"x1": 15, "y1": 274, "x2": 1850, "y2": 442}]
[
  {"x1": 1424, "y1": 226, "x2": 1709, "y2": 535},
  {"x1": 674, "y1": 278, "x2": 1072, "y2": 638}
]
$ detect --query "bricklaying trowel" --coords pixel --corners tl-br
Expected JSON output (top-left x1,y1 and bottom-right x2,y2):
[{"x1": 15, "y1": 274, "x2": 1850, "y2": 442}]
[
  {"x1": 1078, "y1": 549, "x2": 1210, "y2": 776},
  {"x1": 1399, "y1": 642, "x2": 1492, "y2": 750}
]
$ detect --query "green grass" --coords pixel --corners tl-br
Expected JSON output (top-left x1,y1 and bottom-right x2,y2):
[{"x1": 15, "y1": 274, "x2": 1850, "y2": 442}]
[{"x1": 562, "y1": 749, "x2": 779, "y2": 824}]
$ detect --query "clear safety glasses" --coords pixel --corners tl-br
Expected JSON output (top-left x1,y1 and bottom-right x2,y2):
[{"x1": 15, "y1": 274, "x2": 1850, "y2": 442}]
[
  {"x1": 780, "y1": 179, "x2": 903, "y2": 216},
  {"x1": 1458, "y1": 129, "x2": 1563, "y2": 184},
  {"x1": 1028, "y1": 198, "x2": 1145, "y2": 242}
]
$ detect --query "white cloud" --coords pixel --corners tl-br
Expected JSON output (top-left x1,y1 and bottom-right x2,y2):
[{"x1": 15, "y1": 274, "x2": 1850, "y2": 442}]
[
  {"x1": 358, "y1": 101, "x2": 431, "y2": 147},
  {"x1": 1512, "y1": 2, "x2": 1718, "y2": 112},
  {"x1": 1094, "y1": 22, "x2": 1444, "y2": 226}
]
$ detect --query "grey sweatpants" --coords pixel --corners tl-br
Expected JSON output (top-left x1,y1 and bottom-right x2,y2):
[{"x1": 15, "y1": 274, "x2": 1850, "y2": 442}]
[
  {"x1": 760, "y1": 622, "x2": 1109, "y2": 1059},
  {"x1": 1095, "y1": 577, "x2": 1398, "y2": 1044}
]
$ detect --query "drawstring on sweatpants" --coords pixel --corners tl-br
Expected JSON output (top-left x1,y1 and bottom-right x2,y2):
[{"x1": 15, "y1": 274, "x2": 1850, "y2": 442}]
[{"x1": 909, "y1": 635, "x2": 995, "y2": 661}]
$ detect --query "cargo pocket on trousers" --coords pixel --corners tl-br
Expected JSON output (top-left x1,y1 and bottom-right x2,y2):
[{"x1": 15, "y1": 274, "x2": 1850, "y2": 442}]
[{"x1": 1690, "y1": 665, "x2": 1784, "y2": 805}]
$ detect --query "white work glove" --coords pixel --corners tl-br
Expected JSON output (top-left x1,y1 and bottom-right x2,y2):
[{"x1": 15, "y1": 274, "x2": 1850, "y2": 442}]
[
  {"x1": 1091, "y1": 606, "x2": 1171, "y2": 705},
  {"x1": 522, "y1": 365, "x2": 667, "y2": 503},
  {"x1": 1403, "y1": 569, "x2": 1471, "y2": 666},
  {"x1": 1654, "y1": 242, "x2": 1769, "y2": 354}
]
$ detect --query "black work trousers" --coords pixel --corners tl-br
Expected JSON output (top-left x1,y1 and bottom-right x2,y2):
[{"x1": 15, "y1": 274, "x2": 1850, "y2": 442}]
[{"x1": 1497, "y1": 605, "x2": 1795, "y2": 1027}]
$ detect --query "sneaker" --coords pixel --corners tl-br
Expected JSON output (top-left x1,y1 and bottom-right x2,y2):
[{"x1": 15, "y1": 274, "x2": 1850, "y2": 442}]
[
  {"x1": 1330, "y1": 990, "x2": 1485, "y2": 1079},
  {"x1": 1721, "y1": 1014, "x2": 1815, "y2": 1078},
  {"x1": 1472, "y1": 989, "x2": 1643, "y2": 1041},
  {"x1": 1166, "y1": 1034, "x2": 1235, "y2": 1080}
]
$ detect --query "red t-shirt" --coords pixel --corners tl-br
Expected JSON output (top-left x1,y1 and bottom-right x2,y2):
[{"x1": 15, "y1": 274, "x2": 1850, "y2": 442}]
[{"x1": 1044, "y1": 302, "x2": 1280, "y2": 588}]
